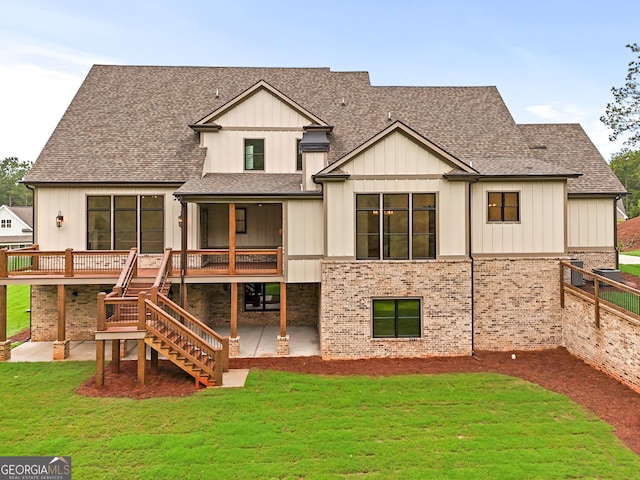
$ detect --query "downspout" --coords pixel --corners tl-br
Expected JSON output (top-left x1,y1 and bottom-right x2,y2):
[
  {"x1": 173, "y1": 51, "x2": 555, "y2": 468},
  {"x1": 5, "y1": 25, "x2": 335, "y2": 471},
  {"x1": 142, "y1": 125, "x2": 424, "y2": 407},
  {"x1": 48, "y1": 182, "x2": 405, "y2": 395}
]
[
  {"x1": 180, "y1": 199, "x2": 187, "y2": 308},
  {"x1": 468, "y1": 180, "x2": 475, "y2": 357},
  {"x1": 614, "y1": 195, "x2": 620, "y2": 269},
  {"x1": 25, "y1": 183, "x2": 35, "y2": 342}
]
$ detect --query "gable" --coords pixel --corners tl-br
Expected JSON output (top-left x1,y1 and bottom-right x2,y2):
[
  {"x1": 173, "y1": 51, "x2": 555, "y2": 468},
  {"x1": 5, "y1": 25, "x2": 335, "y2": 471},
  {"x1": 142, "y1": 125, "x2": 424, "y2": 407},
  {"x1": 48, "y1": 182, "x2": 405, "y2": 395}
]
[
  {"x1": 194, "y1": 80, "x2": 328, "y2": 129},
  {"x1": 318, "y1": 122, "x2": 476, "y2": 178}
]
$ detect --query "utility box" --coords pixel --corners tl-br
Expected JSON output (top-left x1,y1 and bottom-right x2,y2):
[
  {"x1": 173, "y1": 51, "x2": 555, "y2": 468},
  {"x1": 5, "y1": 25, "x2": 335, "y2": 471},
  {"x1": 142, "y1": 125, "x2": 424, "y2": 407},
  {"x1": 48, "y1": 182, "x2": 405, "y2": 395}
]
[
  {"x1": 570, "y1": 259, "x2": 584, "y2": 287},
  {"x1": 592, "y1": 268, "x2": 621, "y2": 287}
]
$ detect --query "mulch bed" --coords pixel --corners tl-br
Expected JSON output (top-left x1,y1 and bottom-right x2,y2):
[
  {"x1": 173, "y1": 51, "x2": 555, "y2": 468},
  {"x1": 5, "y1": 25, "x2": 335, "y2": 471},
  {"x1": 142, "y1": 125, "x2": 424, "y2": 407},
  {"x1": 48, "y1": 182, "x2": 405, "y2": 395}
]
[{"x1": 75, "y1": 347, "x2": 640, "y2": 456}]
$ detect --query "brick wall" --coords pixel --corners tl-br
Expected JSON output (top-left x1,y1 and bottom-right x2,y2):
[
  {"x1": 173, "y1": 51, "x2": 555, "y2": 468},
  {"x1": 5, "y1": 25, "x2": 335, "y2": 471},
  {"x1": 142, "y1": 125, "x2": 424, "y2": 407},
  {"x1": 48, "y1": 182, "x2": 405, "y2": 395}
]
[
  {"x1": 563, "y1": 289, "x2": 640, "y2": 393},
  {"x1": 473, "y1": 257, "x2": 564, "y2": 351},
  {"x1": 31, "y1": 285, "x2": 111, "y2": 341},
  {"x1": 567, "y1": 249, "x2": 617, "y2": 272},
  {"x1": 193, "y1": 282, "x2": 320, "y2": 329},
  {"x1": 320, "y1": 260, "x2": 473, "y2": 359}
]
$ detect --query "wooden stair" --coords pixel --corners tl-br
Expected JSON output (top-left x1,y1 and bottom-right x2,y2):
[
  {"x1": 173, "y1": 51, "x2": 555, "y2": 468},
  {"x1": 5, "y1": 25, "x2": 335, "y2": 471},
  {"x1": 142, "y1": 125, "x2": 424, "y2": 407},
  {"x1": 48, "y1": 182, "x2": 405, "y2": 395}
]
[{"x1": 145, "y1": 319, "x2": 219, "y2": 388}]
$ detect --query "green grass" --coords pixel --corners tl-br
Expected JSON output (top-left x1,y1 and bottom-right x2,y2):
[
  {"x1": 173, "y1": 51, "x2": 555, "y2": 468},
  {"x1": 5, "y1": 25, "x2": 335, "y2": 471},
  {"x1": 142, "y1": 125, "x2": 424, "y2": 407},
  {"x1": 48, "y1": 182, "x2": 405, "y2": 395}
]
[
  {"x1": 0, "y1": 364, "x2": 638, "y2": 479},
  {"x1": 620, "y1": 264, "x2": 640, "y2": 277},
  {"x1": 621, "y1": 249, "x2": 640, "y2": 257},
  {"x1": 7, "y1": 284, "x2": 30, "y2": 337}
]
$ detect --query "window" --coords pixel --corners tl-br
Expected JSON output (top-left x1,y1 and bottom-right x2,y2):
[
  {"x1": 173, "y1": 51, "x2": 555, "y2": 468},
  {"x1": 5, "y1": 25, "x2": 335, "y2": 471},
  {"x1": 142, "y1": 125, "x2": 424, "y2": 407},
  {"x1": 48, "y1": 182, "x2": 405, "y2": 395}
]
[
  {"x1": 356, "y1": 193, "x2": 436, "y2": 260},
  {"x1": 236, "y1": 207, "x2": 247, "y2": 234},
  {"x1": 245, "y1": 139, "x2": 264, "y2": 170},
  {"x1": 245, "y1": 283, "x2": 280, "y2": 311},
  {"x1": 296, "y1": 139, "x2": 303, "y2": 171},
  {"x1": 488, "y1": 192, "x2": 519, "y2": 222},
  {"x1": 0, "y1": 219, "x2": 11, "y2": 229},
  {"x1": 373, "y1": 299, "x2": 421, "y2": 338},
  {"x1": 87, "y1": 195, "x2": 164, "y2": 253}
]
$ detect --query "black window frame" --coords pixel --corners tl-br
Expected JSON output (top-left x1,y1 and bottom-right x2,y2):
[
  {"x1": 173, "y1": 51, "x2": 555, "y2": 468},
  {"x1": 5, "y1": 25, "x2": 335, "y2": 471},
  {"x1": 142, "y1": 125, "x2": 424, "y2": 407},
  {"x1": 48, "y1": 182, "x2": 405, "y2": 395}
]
[
  {"x1": 244, "y1": 283, "x2": 281, "y2": 312},
  {"x1": 0, "y1": 219, "x2": 11, "y2": 229},
  {"x1": 356, "y1": 193, "x2": 436, "y2": 260},
  {"x1": 244, "y1": 138, "x2": 265, "y2": 171},
  {"x1": 86, "y1": 195, "x2": 165, "y2": 253},
  {"x1": 296, "y1": 138, "x2": 303, "y2": 171},
  {"x1": 235, "y1": 207, "x2": 247, "y2": 234},
  {"x1": 372, "y1": 298, "x2": 421, "y2": 338},
  {"x1": 487, "y1": 191, "x2": 520, "y2": 223}
]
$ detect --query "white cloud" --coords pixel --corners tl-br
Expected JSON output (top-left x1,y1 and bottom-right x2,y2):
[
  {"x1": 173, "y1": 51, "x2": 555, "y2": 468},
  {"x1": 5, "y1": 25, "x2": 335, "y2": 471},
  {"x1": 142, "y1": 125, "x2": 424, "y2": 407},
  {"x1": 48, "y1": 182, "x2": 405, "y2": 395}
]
[{"x1": 0, "y1": 64, "x2": 85, "y2": 162}]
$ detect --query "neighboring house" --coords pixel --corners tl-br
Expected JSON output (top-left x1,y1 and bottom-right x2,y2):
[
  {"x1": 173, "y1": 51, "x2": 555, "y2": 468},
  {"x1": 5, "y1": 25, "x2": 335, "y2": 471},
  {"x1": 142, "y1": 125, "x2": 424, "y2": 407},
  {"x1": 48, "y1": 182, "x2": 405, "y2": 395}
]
[
  {"x1": 0, "y1": 205, "x2": 33, "y2": 249},
  {"x1": 1, "y1": 65, "x2": 625, "y2": 359}
]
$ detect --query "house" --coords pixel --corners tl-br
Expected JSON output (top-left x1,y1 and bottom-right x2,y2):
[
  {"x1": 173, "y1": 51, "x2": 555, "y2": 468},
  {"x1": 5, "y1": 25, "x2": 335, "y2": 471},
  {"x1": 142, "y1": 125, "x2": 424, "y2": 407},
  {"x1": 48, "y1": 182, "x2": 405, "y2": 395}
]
[
  {"x1": 0, "y1": 205, "x2": 33, "y2": 249},
  {"x1": 0, "y1": 65, "x2": 625, "y2": 365}
]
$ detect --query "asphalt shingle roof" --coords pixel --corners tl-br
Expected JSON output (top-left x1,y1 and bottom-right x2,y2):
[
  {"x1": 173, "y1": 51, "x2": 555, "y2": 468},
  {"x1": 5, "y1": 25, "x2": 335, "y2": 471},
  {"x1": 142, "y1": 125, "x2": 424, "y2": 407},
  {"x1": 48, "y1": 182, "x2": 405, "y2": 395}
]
[
  {"x1": 176, "y1": 173, "x2": 319, "y2": 197},
  {"x1": 24, "y1": 65, "x2": 623, "y2": 195}
]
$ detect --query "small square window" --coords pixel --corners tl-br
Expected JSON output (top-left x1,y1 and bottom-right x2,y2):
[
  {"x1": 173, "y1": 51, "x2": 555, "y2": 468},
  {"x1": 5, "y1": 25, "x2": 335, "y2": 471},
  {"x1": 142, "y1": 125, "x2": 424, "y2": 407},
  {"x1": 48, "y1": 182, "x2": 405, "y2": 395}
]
[
  {"x1": 236, "y1": 208, "x2": 247, "y2": 234},
  {"x1": 245, "y1": 139, "x2": 264, "y2": 170},
  {"x1": 488, "y1": 192, "x2": 520, "y2": 222},
  {"x1": 372, "y1": 298, "x2": 421, "y2": 338}
]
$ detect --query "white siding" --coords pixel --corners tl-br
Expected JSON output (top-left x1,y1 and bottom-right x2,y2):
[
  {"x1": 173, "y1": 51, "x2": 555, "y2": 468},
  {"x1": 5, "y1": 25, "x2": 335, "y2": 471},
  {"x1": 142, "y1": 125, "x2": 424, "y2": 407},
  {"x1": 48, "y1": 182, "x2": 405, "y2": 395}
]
[
  {"x1": 324, "y1": 132, "x2": 468, "y2": 258},
  {"x1": 0, "y1": 207, "x2": 31, "y2": 238},
  {"x1": 201, "y1": 89, "x2": 311, "y2": 174},
  {"x1": 286, "y1": 200, "x2": 323, "y2": 256},
  {"x1": 471, "y1": 181, "x2": 565, "y2": 254},
  {"x1": 567, "y1": 198, "x2": 614, "y2": 248},
  {"x1": 286, "y1": 259, "x2": 322, "y2": 283},
  {"x1": 34, "y1": 187, "x2": 182, "y2": 251},
  {"x1": 202, "y1": 203, "x2": 282, "y2": 248}
]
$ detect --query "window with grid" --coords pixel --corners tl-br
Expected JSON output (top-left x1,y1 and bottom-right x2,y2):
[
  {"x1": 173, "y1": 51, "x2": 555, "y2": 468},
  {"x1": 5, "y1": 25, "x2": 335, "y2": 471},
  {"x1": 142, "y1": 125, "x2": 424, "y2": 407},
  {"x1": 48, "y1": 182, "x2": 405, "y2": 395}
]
[
  {"x1": 244, "y1": 139, "x2": 265, "y2": 170},
  {"x1": 372, "y1": 298, "x2": 421, "y2": 338},
  {"x1": 356, "y1": 193, "x2": 436, "y2": 260},
  {"x1": 487, "y1": 192, "x2": 520, "y2": 222},
  {"x1": 0, "y1": 219, "x2": 11, "y2": 229},
  {"x1": 87, "y1": 195, "x2": 164, "y2": 253}
]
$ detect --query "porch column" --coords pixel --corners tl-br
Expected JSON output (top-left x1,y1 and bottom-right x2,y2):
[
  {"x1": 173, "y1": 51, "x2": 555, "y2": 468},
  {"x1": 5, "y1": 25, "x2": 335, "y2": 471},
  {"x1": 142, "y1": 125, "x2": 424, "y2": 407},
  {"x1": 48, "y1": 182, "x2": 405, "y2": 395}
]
[
  {"x1": 180, "y1": 200, "x2": 187, "y2": 308},
  {"x1": 229, "y1": 203, "x2": 236, "y2": 275},
  {"x1": 277, "y1": 282, "x2": 289, "y2": 356},
  {"x1": 229, "y1": 282, "x2": 240, "y2": 357},
  {"x1": 53, "y1": 284, "x2": 69, "y2": 360},
  {"x1": 0, "y1": 285, "x2": 10, "y2": 361}
]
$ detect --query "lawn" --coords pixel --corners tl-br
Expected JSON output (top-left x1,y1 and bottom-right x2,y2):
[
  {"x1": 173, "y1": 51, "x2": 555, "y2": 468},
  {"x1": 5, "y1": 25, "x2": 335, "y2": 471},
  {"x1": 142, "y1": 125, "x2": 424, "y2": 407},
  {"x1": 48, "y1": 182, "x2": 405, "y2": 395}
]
[
  {"x1": 6, "y1": 284, "x2": 30, "y2": 337},
  {"x1": 0, "y1": 363, "x2": 638, "y2": 479}
]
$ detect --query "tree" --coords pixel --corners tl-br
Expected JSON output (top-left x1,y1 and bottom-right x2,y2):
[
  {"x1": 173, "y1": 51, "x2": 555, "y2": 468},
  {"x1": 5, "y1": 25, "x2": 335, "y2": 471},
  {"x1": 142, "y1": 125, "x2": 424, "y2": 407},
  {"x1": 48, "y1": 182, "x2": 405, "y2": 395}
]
[
  {"x1": 610, "y1": 150, "x2": 640, "y2": 218},
  {"x1": 0, "y1": 157, "x2": 32, "y2": 206},
  {"x1": 601, "y1": 43, "x2": 640, "y2": 148}
]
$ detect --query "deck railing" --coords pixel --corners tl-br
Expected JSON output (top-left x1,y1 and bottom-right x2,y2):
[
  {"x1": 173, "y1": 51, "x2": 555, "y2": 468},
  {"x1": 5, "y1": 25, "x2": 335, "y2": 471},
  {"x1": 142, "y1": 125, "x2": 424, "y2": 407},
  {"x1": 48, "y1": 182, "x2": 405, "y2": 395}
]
[
  {"x1": 560, "y1": 260, "x2": 640, "y2": 327},
  {"x1": 170, "y1": 247, "x2": 283, "y2": 276},
  {"x1": 0, "y1": 245, "x2": 131, "y2": 278}
]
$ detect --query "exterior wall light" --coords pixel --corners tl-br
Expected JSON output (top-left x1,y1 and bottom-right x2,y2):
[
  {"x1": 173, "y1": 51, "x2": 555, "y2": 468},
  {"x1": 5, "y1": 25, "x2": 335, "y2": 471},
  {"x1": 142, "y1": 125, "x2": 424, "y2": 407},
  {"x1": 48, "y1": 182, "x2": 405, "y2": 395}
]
[
  {"x1": 178, "y1": 215, "x2": 183, "y2": 228},
  {"x1": 56, "y1": 211, "x2": 64, "y2": 228}
]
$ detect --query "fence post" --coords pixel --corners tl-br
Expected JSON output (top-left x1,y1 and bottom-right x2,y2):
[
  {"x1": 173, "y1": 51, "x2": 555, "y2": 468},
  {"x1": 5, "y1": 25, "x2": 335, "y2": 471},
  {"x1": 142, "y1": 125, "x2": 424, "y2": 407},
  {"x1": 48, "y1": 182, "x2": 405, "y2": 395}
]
[
  {"x1": 138, "y1": 292, "x2": 147, "y2": 330},
  {"x1": 97, "y1": 292, "x2": 106, "y2": 331},
  {"x1": 64, "y1": 248, "x2": 73, "y2": 277},
  {"x1": 0, "y1": 249, "x2": 6, "y2": 278}
]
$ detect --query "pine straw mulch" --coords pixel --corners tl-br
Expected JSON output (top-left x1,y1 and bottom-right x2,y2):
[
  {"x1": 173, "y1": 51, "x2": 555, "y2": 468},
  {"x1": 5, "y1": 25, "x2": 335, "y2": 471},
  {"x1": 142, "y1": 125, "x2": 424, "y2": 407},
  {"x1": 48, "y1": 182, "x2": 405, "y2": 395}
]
[{"x1": 75, "y1": 347, "x2": 640, "y2": 456}]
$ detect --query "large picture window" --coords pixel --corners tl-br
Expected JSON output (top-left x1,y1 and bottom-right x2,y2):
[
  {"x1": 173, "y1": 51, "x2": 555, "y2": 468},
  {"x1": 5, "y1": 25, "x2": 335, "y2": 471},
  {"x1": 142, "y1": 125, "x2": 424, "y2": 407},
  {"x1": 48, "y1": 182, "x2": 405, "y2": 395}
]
[
  {"x1": 245, "y1": 283, "x2": 280, "y2": 311},
  {"x1": 87, "y1": 195, "x2": 164, "y2": 253},
  {"x1": 488, "y1": 192, "x2": 520, "y2": 222},
  {"x1": 244, "y1": 139, "x2": 265, "y2": 170},
  {"x1": 356, "y1": 193, "x2": 436, "y2": 260},
  {"x1": 372, "y1": 298, "x2": 421, "y2": 338}
]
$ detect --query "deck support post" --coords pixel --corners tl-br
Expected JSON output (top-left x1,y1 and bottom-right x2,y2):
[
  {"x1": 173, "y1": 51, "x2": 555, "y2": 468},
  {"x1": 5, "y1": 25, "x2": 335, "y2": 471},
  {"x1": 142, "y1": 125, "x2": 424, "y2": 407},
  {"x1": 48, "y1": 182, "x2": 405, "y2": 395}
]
[
  {"x1": 137, "y1": 339, "x2": 145, "y2": 388},
  {"x1": 229, "y1": 282, "x2": 239, "y2": 356},
  {"x1": 111, "y1": 339, "x2": 120, "y2": 373},
  {"x1": 53, "y1": 284, "x2": 69, "y2": 360},
  {"x1": 150, "y1": 348, "x2": 158, "y2": 373},
  {"x1": 278, "y1": 282, "x2": 289, "y2": 356},
  {"x1": 96, "y1": 339, "x2": 105, "y2": 387}
]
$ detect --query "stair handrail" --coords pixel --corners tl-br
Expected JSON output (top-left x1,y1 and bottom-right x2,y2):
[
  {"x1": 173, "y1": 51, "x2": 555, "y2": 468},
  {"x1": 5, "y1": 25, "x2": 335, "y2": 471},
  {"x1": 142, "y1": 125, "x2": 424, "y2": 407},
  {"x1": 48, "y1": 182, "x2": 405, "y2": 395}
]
[
  {"x1": 150, "y1": 248, "x2": 172, "y2": 302},
  {"x1": 144, "y1": 299, "x2": 223, "y2": 385},
  {"x1": 155, "y1": 292, "x2": 229, "y2": 372},
  {"x1": 113, "y1": 248, "x2": 138, "y2": 296}
]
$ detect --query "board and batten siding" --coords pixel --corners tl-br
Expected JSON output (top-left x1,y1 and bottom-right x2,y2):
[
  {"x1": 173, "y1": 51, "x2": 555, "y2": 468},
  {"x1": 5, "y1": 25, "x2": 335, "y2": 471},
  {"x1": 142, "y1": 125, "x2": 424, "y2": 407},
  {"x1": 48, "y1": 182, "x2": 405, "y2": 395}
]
[
  {"x1": 201, "y1": 89, "x2": 310, "y2": 174},
  {"x1": 325, "y1": 131, "x2": 468, "y2": 258},
  {"x1": 567, "y1": 197, "x2": 614, "y2": 248},
  {"x1": 286, "y1": 199, "x2": 324, "y2": 282},
  {"x1": 34, "y1": 186, "x2": 183, "y2": 251},
  {"x1": 471, "y1": 181, "x2": 565, "y2": 254}
]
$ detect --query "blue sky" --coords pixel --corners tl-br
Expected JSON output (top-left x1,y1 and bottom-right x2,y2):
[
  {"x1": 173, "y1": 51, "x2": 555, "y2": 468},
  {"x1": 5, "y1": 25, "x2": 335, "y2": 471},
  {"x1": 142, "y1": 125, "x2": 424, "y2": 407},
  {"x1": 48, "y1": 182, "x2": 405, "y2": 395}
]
[{"x1": 1, "y1": 0, "x2": 639, "y2": 163}]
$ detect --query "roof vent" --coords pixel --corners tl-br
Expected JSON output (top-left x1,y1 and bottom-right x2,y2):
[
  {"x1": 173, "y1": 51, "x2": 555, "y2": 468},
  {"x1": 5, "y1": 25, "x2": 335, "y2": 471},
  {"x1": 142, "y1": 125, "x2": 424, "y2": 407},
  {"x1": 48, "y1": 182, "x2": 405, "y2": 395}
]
[
  {"x1": 341, "y1": 98, "x2": 346, "y2": 107},
  {"x1": 387, "y1": 112, "x2": 392, "y2": 121},
  {"x1": 530, "y1": 145, "x2": 547, "y2": 150},
  {"x1": 215, "y1": 89, "x2": 220, "y2": 99}
]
